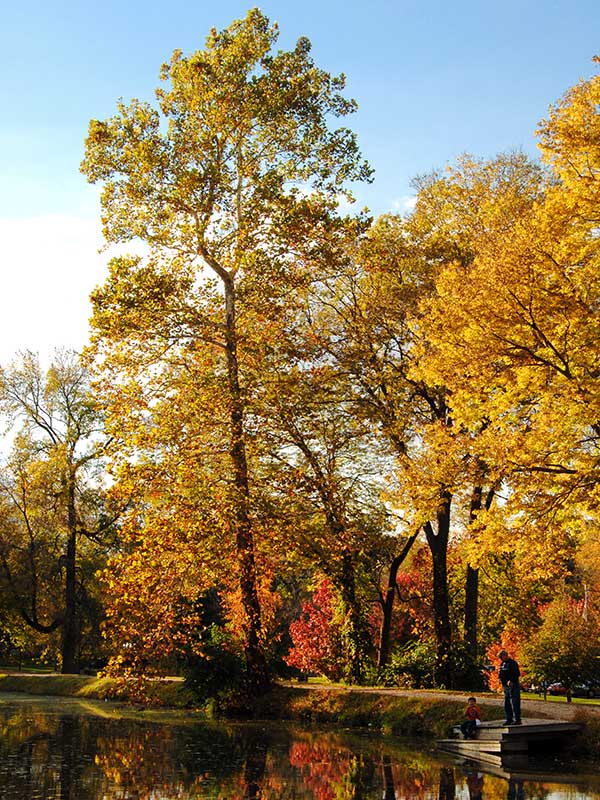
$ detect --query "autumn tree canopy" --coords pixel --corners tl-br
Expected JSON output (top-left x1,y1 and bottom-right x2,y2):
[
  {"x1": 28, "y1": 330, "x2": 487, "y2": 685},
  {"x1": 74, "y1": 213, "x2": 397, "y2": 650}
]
[
  {"x1": 413, "y1": 69, "x2": 600, "y2": 563},
  {"x1": 0, "y1": 11, "x2": 591, "y2": 693},
  {"x1": 80, "y1": 8, "x2": 372, "y2": 691}
]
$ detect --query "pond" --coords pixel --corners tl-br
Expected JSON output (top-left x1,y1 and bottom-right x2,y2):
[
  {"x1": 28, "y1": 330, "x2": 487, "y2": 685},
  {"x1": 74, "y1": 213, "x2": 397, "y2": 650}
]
[{"x1": 0, "y1": 694, "x2": 598, "y2": 799}]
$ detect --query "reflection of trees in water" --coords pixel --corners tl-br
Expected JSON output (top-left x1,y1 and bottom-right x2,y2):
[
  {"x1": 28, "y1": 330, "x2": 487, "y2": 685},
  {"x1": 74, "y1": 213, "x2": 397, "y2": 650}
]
[
  {"x1": 0, "y1": 706, "x2": 599, "y2": 799},
  {"x1": 93, "y1": 719, "x2": 247, "y2": 798},
  {"x1": 382, "y1": 754, "x2": 395, "y2": 800},
  {"x1": 438, "y1": 767, "x2": 455, "y2": 800},
  {"x1": 464, "y1": 765, "x2": 484, "y2": 800},
  {"x1": 58, "y1": 717, "x2": 79, "y2": 800},
  {"x1": 0, "y1": 712, "x2": 94, "y2": 800},
  {"x1": 381, "y1": 752, "x2": 438, "y2": 800},
  {"x1": 241, "y1": 727, "x2": 267, "y2": 799},
  {"x1": 0, "y1": 709, "x2": 283, "y2": 800},
  {"x1": 288, "y1": 731, "x2": 447, "y2": 799},
  {"x1": 289, "y1": 737, "x2": 350, "y2": 799}
]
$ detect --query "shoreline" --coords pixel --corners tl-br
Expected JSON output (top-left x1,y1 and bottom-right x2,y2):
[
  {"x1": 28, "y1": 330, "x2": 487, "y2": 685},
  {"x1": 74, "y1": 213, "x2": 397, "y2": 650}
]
[{"x1": 1, "y1": 672, "x2": 599, "y2": 757}]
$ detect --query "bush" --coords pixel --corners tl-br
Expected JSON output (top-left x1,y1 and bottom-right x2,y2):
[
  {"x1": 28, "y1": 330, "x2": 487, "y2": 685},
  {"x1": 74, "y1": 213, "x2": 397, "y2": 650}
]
[
  {"x1": 285, "y1": 579, "x2": 346, "y2": 681},
  {"x1": 378, "y1": 640, "x2": 436, "y2": 688},
  {"x1": 183, "y1": 624, "x2": 246, "y2": 705},
  {"x1": 449, "y1": 641, "x2": 488, "y2": 691}
]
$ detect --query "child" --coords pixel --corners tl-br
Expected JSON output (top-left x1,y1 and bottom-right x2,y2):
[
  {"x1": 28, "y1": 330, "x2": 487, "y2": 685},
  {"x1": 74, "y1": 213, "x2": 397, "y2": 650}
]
[{"x1": 460, "y1": 696, "x2": 481, "y2": 739}]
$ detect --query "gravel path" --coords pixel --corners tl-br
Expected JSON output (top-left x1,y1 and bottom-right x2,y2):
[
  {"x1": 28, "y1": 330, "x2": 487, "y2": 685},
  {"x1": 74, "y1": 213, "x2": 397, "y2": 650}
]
[{"x1": 283, "y1": 682, "x2": 600, "y2": 722}]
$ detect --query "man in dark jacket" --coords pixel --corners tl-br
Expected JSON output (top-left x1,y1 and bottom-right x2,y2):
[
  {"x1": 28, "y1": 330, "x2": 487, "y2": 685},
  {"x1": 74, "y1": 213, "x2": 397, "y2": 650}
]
[{"x1": 498, "y1": 649, "x2": 521, "y2": 725}]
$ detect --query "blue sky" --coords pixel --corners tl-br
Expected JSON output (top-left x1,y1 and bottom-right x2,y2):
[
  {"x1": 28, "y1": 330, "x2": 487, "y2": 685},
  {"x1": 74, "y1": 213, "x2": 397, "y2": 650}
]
[{"x1": 1, "y1": 0, "x2": 598, "y2": 360}]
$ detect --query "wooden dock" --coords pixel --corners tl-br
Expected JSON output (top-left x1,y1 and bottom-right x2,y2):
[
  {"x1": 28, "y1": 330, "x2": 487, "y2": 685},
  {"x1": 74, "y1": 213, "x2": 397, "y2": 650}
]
[{"x1": 437, "y1": 718, "x2": 583, "y2": 766}]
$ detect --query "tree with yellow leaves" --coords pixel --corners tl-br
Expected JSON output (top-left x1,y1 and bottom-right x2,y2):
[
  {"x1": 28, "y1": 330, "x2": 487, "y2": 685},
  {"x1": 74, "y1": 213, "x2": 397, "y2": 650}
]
[
  {"x1": 401, "y1": 62, "x2": 600, "y2": 672},
  {"x1": 415, "y1": 61, "x2": 600, "y2": 561},
  {"x1": 320, "y1": 152, "x2": 544, "y2": 686},
  {"x1": 81, "y1": 9, "x2": 371, "y2": 692}
]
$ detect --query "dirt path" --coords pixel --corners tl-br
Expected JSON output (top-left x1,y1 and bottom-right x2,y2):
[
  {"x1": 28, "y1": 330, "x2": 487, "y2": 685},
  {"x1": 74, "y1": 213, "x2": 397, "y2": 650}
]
[{"x1": 283, "y1": 682, "x2": 600, "y2": 722}]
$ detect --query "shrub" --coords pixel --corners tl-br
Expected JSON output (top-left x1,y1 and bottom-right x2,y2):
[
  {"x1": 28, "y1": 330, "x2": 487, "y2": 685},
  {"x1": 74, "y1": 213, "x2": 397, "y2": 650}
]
[
  {"x1": 183, "y1": 624, "x2": 245, "y2": 704},
  {"x1": 378, "y1": 640, "x2": 436, "y2": 688}
]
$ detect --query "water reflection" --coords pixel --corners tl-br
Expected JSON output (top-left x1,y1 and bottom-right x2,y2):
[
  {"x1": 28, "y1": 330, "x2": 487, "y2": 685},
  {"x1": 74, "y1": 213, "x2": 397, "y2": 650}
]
[{"x1": 0, "y1": 695, "x2": 598, "y2": 799}]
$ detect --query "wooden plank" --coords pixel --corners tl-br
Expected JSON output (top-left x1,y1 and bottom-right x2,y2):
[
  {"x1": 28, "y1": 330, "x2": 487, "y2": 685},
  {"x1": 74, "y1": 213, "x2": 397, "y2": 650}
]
[
  {"x1": 438, "y1": 742, "x2": 506, "y2": 766},
  {"x1": 438, "y1": 739, "x2": 503, "y2": 754},
  {"x1": 451, "y1": 719, "x2": 582, "y2": 741},
  {"x1": 439, "y1": 718, "x2": 583, "y2": 760}
]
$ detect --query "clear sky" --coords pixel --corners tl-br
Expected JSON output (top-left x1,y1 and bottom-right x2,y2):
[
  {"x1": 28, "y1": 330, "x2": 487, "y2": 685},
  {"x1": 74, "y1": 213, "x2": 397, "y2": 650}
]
[{"x1": 1, "y1": 0, "x2": 598, "y2": 363}]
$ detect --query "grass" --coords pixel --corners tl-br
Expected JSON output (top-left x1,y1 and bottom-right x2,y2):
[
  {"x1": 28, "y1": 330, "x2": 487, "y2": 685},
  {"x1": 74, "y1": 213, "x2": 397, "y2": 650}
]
[
  {"x1": 0, "y1": 672, "x2": 197, "y2": 708},
  {"x1": 248, "y1": 684, "x2": 506, "y2": 739},
  {"x1": 1, "y1": 673, "x2": 599, "y2": 756},
  {"x1": 0, "y1": 664, "x2": 52, "y2": 673},
  {"x1": 0, "y1": 672, "x2": 501, "y2": 738},
  {"x1": 522, "y1": 691, "x2": 600, "y2": 706}
]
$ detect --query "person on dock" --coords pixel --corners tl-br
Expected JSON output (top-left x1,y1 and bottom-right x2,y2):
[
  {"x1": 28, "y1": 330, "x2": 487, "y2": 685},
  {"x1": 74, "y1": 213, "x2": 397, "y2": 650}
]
[
  {"x1": 460, "y1": 696, "x2": 482, "y2": 739},
  {"x1": 498, "y1": 649, "x2": 522, "y2": 725}
]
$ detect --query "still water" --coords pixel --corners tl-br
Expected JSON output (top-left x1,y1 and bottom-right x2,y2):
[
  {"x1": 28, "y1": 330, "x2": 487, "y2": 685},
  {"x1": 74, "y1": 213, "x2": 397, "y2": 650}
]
[{"x1": 0, "y1": 694, "x2": 598, "y2": 799}]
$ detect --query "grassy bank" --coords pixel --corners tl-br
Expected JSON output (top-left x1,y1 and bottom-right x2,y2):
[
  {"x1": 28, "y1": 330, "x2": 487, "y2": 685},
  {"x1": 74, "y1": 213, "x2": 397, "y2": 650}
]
[
  {"x1": 0, "y1": 672, "x2": 197, "y2": 708},
  {"x1": 0, "y1": 672, "x2": 499, "y2": 738},
  {"x1": 247, "y1": 684, "x2": 507, "y2": 739},
  {"x1": 2, "y1": 672, "x2": 599, "y2": 757}
]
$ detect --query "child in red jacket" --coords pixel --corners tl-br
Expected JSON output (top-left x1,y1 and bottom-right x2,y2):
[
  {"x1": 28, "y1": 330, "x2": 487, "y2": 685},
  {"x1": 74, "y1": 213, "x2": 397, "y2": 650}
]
[{"x1": 460, "y1": 696, "x2": 481, "y2": 739}]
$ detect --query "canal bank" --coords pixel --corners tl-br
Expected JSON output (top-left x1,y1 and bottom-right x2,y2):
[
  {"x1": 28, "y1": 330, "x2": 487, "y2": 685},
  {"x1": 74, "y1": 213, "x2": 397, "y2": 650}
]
[
  {"x1": 1, "y1": 694, "x2": 597, "y2": 800},
  {"x1": 250, "y1": 683, "x2": 600, "y2": 759},
  {"x1": 1, "y1": 672, "x2": 599, "y2": 758}
]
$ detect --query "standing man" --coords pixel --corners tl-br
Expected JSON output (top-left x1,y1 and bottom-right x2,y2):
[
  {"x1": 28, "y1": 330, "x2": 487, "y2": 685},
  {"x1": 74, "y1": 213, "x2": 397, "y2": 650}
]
[{"x1": 498, "y1": 649, "x2": 521, "y2": 725}]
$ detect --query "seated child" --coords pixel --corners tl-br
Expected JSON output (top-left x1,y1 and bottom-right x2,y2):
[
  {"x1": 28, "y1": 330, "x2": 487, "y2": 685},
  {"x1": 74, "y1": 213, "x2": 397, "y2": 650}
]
[{"x1": 460, "y1": 696, "x2": 481, "y2": 739}]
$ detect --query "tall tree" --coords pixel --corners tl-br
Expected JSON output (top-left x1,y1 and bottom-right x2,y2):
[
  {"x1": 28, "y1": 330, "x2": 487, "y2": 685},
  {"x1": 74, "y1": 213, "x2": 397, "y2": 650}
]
[
  {"x1": 414, "y1": 65, "x2": 600, "y2": 556},
  {"x1": 523, "y1": 595, "x2": 600, "y2": 701},
  {"x1": 0, "y1": 351, "x2": 111, "y2": 673},
  {"x1": 81, "y1": 9, "x2": 371, "y2": 691},
  {"x1": 316, "y1": 153, "x2": 542, "y2": 685}
]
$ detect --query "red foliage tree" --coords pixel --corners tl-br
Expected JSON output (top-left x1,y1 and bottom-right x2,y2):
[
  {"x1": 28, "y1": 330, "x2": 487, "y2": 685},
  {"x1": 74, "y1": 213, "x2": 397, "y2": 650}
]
[
  {"x1": 485, "y1": 629, "x2": 525, "y2": 691},
  {"x1": 285, "y1": 579, "x2": 346, "y2": 680}
]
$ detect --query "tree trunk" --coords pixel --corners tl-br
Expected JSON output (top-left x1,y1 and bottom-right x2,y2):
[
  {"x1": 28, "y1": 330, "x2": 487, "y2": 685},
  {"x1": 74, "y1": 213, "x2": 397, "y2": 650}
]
[
  {"x1": 464, "y1": 483, "x2": 495, "y2": 664},
  {"x1": 61, "y1": 475, "x2": 79, "y2": 674},
  {"x1": 223, "y1": 277, "x2": 270, "y2": 693},
  {"x1": 464, "y1": 486, "x2": 482, "y2": 657},
  {"x1": 377, "y1": 531, "x2": 419, "y2": 670},
  {"x1": 339, "y1": 548, "x2": 374, "y2": 684},
  {"x1": 424, "y1": 491, "x2": 452, "y2": 688},
  {"x1": 464, "y1": 565, "x2": 479, "y2": 654}
]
